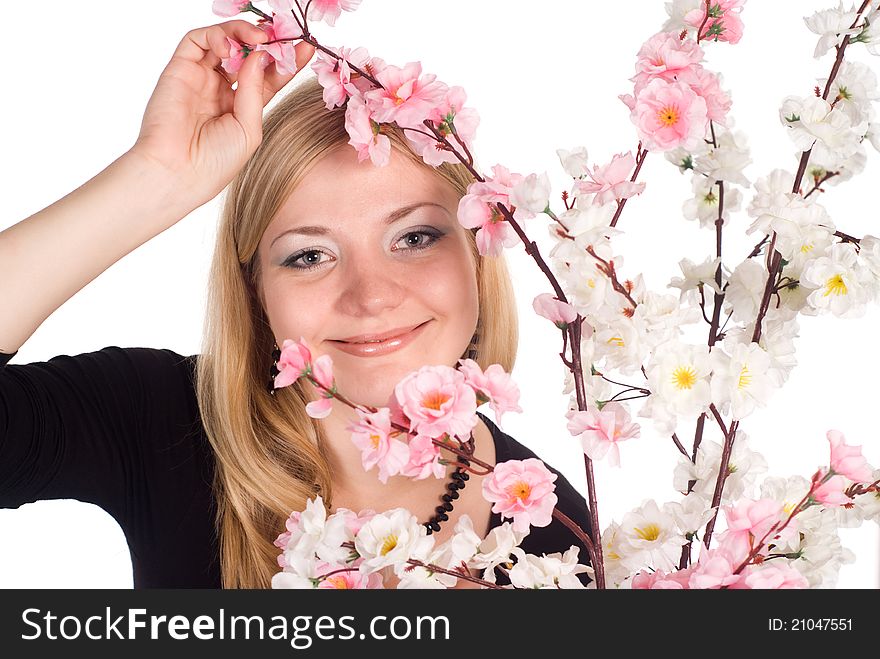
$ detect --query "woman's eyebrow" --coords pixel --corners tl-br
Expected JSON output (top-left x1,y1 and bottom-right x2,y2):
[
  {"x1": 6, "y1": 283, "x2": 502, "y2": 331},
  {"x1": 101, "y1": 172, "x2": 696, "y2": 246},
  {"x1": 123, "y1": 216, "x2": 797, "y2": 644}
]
[{"x1": 270, "y1": 201, "x2": 449, "y2": 247}]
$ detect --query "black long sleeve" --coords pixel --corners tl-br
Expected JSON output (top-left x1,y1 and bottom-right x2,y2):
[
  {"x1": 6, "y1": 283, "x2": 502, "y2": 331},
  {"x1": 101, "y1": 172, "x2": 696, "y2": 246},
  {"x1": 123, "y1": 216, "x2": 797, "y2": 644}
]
[{"x1": 0, "y1": 347, "x2": 220, "y2": 587}]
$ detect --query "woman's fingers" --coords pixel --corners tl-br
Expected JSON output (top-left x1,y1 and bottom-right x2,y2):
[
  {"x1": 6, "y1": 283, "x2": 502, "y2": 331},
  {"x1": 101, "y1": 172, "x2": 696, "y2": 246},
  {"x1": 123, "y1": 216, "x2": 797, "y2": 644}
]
[
  {"x1": 262, "y1": 42, "x2": 316, "y2": 103},
  {"x1": 175, "y1": 20, "x2": 268, "y2": 64},
  {"x1": 233, "y1": 50, "x2": 271, "y2": 147}
]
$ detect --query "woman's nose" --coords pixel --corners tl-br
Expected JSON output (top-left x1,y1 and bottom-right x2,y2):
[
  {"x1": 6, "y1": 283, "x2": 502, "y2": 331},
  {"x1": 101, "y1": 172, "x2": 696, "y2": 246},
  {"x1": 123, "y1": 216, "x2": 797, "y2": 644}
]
[{"x1": 334, "y1": 258, "x2": 408, "y2": 317}]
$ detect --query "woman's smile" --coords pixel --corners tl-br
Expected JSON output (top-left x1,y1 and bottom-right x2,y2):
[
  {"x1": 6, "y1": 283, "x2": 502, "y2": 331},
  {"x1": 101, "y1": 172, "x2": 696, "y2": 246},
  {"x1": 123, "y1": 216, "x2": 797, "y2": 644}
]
[{"x1": 327, "y1": 320, "x2": 432, "y2": 357}]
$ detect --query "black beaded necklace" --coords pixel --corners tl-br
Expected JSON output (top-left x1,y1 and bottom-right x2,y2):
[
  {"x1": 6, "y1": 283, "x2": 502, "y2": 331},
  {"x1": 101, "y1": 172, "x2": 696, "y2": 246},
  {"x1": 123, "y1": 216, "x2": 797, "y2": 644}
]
[{"x1": 423, "y1": 456, "x2": 470, "y2": 535}]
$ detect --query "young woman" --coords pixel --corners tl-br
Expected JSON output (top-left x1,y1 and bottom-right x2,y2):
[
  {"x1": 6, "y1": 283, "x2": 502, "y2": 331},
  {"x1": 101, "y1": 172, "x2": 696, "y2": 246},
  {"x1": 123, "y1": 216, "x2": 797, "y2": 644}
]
[{"x1": 0, "y1": 20, "x2": 592, "y2": 588}]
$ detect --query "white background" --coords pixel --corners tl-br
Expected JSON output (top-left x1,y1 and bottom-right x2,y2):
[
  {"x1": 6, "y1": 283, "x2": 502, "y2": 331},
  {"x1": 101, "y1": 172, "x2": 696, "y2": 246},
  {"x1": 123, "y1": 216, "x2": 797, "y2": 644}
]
[{"x1": 0, "y1": 0, "x2": 878, "y2": 588}]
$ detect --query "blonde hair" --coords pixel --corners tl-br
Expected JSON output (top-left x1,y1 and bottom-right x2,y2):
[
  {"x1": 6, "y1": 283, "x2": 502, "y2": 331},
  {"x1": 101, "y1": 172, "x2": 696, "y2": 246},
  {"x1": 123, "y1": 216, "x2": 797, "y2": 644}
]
[{"x1": 196, "y1": 75, "x2": 519, "y2": 588}]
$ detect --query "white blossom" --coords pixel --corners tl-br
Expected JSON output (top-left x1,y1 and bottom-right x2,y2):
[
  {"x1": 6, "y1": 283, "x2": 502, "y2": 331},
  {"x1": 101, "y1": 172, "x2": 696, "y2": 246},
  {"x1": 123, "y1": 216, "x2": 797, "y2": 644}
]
[
  {"x1": 661, "y1": 0, "x2": 702, "y2": 33},
  {"x1": 668, "y1": 256, "x2": 723, "y2": 304},
  {"x1": 818, "y1": 61, "x2": 879, "y2": 128},
  {"x1": 673, "y1": 431, "x2": 768, "y2": 504},
  {"x1": 617, "y1": 500, "x2": 686, "y2": 573},
  {"x1": 709, "y1": 341, "x2": 781, "y2": 420},
  {"x1": 557, "y1": 146, "x2": 590, "y2": 178},
  {"x1": 663, "y1": 494, "x2": 717, "y2": 537},
  {"x1": 507, "y1": 546, "x2": 591, "y2": 589},
  {"x1": 779, "y1": 96, "x2": 861, "y2": 161},
  {"x1": 683, "y1": 175, "x2": 742, "y2": 229},
  {"x1": 801, "y1": 242, "x2": 874, "y2": 317},
  {"x1": 354, "y1": 508, "x2": 433, "y2": 574},
  {"x1": 804, "y1": 2, "x2": 861, "y2": 58},
  {"x1": 693, "y1": 127, "x2": 752, "y2": 188},
  {"x1": 510, "y1": 172, "x2": 551, "y2": 218},
  {"x1": 470, "y1": 522, "x2": 529, "y2": 584},
  {"x1": 723, "y1": 258, "x2": 767, "y2": 323}
]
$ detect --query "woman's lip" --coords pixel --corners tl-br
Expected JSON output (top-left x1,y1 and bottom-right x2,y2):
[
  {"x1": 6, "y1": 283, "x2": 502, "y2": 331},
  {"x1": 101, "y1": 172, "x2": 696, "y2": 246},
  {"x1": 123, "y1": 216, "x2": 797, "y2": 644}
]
[{"x1": 328, "y1": 321, "x2": 430, "y2": 357}]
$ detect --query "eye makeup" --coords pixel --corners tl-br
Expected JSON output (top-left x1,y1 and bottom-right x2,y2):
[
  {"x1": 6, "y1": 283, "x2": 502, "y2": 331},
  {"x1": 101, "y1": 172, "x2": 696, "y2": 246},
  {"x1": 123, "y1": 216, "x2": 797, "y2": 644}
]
[{"x1": 280, "y1": 226, "x2": 447, "y2": 271}]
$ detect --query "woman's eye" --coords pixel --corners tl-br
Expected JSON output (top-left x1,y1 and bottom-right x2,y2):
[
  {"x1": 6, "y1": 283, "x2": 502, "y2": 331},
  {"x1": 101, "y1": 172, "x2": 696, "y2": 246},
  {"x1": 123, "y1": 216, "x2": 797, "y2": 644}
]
[
  {"x1": 392, "y1": 229, "x2": 444, "y2": 252},
  {"x1": 282, "y1": 249, "x2": 332, "y2": 271}
]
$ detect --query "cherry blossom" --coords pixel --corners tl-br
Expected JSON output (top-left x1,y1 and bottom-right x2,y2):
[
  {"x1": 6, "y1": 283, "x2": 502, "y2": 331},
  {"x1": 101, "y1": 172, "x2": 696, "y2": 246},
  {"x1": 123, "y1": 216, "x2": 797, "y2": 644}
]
[
  {"x1": 566, "y1": 401, "x2": 640, "y2": 467},
  {"x1": 347, "y1": 408, "x2": 410, "y2": 483},
  {"x1": 482, "y1": 459, "x2": 558, "y2": 533},
  {"x1": 630, "y1": 78, "x2": 709, "y2": 152},
  {"x1": 532, "y1": 293, "x2": 578, "y2": 329},
  {"x1": 305, "y1": 0, "x2": 363, "y2": 27},
  {"x1": 827, "y1": 430, "x2": 874, "y2": 483},
  {"x1": 364, "y1": 62, "x2": 448, "y2": 129},
  {"x1": 574, "y1": 152, "x2": 646, "y2": 205},
  {"x1": 456, "y1": 358, "x2": 523, "y2": 425},
  {"x1": 394, "y1": 365, "x2": 478, "y2": 440}
]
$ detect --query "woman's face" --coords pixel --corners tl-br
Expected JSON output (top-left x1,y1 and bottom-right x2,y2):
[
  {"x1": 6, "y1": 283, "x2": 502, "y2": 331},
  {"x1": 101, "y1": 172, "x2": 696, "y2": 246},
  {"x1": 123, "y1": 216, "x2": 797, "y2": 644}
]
[{"x1": 257, "y1": 145, "x2": 480, "y2": 409}]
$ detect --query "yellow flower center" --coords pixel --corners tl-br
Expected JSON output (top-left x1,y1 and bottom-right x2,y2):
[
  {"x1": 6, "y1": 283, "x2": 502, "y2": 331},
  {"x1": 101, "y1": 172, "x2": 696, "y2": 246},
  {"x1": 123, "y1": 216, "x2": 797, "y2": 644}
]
[
  {"x1": 507, "y1": 481, "x2": 532, "y2": 501},
  {"x1": 325, "y1": 576, "x2": 350, "y2": 589},
  {"x1": 422, "y1": 391, "x2": 450, "y2": 411},
  {"x1": 823, "y1": 274, "x2": 847, "y2": 297},
  {"x1": 634, "y1": 524, "x2": 661, "y2": 542},
  {"x1": 370, "y1": 433, "x2": 381, "y2": 450},
  {"x1": 607, "y1": 335, "x2": 625, "y2": 348},
  {"x1": 658, "y1": 104, "x2": 680, "y2": 127},
  {"x1": 587, "y1": 277, "x2": 596, "y2": 289},
  {"x1": 738, "y1": 364, "x2": 752, "y2": 390},
  {"x1": 801, "y1": 242, "x2": 814, "y2": 253},
  {"x1": 380, "y1": 534, "x2": 398, "y2": 556},
  {"x1": 671, "y1": 365, "x2": 697, "y2": 390},
  {"x1": 607, "y1": 551, "x2": 621, "y2": 561}
]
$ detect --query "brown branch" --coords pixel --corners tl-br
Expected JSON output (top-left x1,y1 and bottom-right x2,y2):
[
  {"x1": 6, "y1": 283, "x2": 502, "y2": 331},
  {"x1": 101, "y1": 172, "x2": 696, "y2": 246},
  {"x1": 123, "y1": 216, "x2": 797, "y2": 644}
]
[{"x1": 609, "y1": 146, "x2": 648, "y2": 228}]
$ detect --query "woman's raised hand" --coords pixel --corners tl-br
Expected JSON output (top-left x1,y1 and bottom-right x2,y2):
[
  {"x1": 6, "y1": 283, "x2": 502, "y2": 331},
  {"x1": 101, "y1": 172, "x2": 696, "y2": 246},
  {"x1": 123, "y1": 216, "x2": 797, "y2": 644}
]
[{"x1": 131, "y1": 21, "x2": 315, "y2": 204}]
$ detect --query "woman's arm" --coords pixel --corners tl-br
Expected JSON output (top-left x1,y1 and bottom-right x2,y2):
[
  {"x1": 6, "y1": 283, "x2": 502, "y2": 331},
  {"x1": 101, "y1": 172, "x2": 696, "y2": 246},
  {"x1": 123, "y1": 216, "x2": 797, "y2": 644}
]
[{"x1": 0, "y1": 20, "x2": 314, "y2": 354}]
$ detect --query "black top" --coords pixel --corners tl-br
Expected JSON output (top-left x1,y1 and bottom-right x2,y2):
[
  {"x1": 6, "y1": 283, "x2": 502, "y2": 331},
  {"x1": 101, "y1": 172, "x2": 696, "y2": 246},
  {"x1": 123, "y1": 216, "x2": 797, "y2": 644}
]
[{"x1": 0, "y1": 347, "x2": 593, "y2": 588}]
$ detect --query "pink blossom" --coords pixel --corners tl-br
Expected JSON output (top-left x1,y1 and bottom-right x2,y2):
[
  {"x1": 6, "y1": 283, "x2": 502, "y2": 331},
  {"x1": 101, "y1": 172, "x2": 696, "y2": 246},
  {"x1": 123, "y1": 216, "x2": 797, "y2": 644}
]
[
  {"x1": 400, "y1": 433, "x2": 445, "y2": 480},
  {"x1": 305, "y1": 397, "x2": 333, "y2": 419},
  {"x1": 274, "y1": 337, "x2": 313, "y2": 389},
  {"x1": 305, "y1": 0, "x2": 363, "y2": 27},
  {"x1": 221, "y1": 37, "x2": 250, "y2": 75},
  {"x1": 456, "y1": 359, "x2": 523, "y2": 425},
  {"x1": 347, "y1": 408, "x2": 410, "y2": 483},
  {"x1": 255, "y1": 9, "x2": 303, "y2": 75},
  {"x1": 532, "y1": 293, "x2": 578, "y2": 328},
  {"x1": 213, "y1": 0, "x2": 253, "y2": 17},
  {"x1": 456, "y1": 167, "x2": 525, "y2": 256},
  {"x1": 365, "y1": 62, "x2": 448, "y2": 129},
  {"x1": 677, "y1": 66, "x2": 732, "y2": 125},
  {"x1": 631, "y1": 78, "x2": 708, "y2": 152},
  {"x1": 394, "y1": 365, "x2": 478, "y2": 440},
  {"x1": 811, "y1": 470, "x2": 851, "y2": 506},
  {"x1": 481, "y1": 458, "x2": 558, "y2": 533},
  {"x1": 405, "y1": 86, "x2": 480, "y2": 167},
  {"x1": 827, "y1": 430, "x2": 874, "y2": 483},
  {"x1": 344, "y1": 97, "x2": 391, "y2": 166},
  {"x1": 566, "y1": 402, "x2": 640, "y2": 468},
  {"x1": 573, "y1": 151, "x2": 646, "y2": 205},
  {"x1": 684, "y1": 0, "x2": 745, "y2": 45},
  {"x1": 336, "y1": 508, "x2": 375, "y2": 536},
  {"x1": 311, "y1": 46, "x2": 371, "y2": 109},
  {"x1": 311, "y1": 354, "x2": 335, "y2": 390},
  {"x1": 631, "y1": 31, "x2": 704, "y2": 91},
  {"x1": 718, "y1": 498, "x2": 788, "y2": 559},
  {"x1": 273, "y1": 509, "x2": 303, "y2": 554},
  {"x1": 687, "y1": 547, "x2": 744, "y2": 589},
  {"x1": 632, "y1": 567, "x2": 692, "y2": 589},
  {"x1": 729, "y1": 564, "x2": 809, "y2": 589},
  {"x1": 316, "y1": 561, "x2": 382, "y2": 589},
  {"x1": 456, "y1": 193, "x2": 519, "y2": 257}
]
